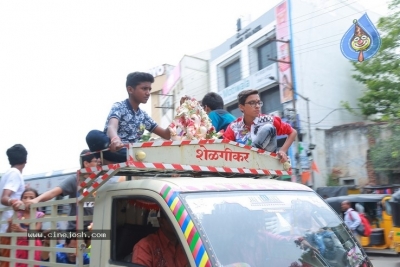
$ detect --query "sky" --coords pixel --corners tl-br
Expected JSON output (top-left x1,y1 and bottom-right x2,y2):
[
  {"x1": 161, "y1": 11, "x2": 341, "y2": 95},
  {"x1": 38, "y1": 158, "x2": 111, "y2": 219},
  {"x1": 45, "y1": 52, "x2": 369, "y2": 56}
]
[{"x1": 0, "y1": 0, "x2": 390, "y2": 175}]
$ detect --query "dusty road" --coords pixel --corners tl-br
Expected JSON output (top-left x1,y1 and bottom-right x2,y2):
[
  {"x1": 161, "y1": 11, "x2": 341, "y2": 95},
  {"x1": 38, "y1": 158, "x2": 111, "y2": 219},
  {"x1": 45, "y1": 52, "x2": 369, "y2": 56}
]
[{"x1": 369, "y1": 254, "x2": 400, "y2": 267}]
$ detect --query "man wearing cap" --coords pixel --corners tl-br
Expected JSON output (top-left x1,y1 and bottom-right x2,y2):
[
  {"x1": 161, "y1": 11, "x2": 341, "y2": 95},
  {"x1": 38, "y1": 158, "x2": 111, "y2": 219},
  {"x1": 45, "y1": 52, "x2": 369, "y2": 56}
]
[{"x1": 86, "y1": 72, "x2": 172, "y2": 163}]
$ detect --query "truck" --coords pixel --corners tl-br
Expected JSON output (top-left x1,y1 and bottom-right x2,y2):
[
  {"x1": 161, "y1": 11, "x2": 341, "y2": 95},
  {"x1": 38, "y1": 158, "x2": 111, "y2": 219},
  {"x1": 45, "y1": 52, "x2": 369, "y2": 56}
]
[{"x1": 0, "y1": 139, "x2": 374, "y2": 266}]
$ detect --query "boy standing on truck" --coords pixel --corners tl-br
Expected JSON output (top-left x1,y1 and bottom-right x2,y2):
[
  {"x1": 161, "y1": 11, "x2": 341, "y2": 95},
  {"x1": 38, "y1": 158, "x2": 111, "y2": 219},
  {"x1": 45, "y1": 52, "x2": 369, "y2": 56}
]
[
  {"x1": 86, "y1": 72, "x2": 173, "y2": 163},
  {"x1": 223, "y1": 89, "x2": 297, "y2": 163},
  {"x1": 24, "y1": 149, "x2": 100, "y2": 231},
  {"x1": 0, "y1": 144, "x2": 27, "y2": 233}
]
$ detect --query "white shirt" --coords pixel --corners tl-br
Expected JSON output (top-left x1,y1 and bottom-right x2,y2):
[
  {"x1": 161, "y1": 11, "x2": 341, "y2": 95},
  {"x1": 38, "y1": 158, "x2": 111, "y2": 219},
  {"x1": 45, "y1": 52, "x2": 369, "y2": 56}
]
[
  {"x1": 344, "y1": 208, "x2": 361, "y2": 232},
  {"x1": 0, "y1": 168, "x2": 25, "y2": 233}
]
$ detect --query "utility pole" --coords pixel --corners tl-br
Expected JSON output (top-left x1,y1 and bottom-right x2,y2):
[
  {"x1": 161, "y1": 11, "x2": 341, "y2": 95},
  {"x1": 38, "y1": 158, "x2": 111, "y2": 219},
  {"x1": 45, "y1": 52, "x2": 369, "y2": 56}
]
[
  {"x1": 268, "y1": 38, "x2": 317, "y2": 187},
  {"x1": 267, "y1": 39, "x2": 303, "y2": 182}
]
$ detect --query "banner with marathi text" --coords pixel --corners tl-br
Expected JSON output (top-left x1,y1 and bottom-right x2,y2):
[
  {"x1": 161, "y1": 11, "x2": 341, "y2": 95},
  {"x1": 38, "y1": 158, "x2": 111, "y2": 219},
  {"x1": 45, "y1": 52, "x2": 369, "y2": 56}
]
[{"x1": 275, "y1": 0, "x2": 293, "y2": 103}]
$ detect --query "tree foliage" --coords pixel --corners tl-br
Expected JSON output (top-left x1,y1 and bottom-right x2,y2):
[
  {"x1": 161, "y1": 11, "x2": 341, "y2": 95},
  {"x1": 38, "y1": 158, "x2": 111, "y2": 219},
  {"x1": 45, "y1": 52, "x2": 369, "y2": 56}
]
[
  {"x1": 369, "y1": 123, "x2": 400, "y2": 176},
  {"x1": 352, "y1": 0, "x2": 400, "y2": 120}
]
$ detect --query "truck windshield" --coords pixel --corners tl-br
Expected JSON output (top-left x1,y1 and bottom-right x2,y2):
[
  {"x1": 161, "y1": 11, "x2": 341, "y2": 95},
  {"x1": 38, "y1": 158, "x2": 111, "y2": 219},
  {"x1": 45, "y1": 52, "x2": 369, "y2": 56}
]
[{"x1": 180, "y1": 190, "x2": 367, "y2": 267}]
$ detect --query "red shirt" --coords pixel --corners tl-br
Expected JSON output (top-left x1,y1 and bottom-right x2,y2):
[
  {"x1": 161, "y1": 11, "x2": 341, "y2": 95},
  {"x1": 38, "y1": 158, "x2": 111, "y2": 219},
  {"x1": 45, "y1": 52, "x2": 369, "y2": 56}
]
[
  {"x1": 132, "y1": 230, "x2": 189, "y2": 267},
  {"x1": 223, "y1": 114, "x2": 293, "y2": 145}
]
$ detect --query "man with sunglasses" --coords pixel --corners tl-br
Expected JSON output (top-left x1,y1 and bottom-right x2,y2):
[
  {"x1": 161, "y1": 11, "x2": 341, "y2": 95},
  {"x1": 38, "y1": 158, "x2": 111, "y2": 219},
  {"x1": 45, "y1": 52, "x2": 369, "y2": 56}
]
[{"x1": 223, "y1": 89, "x2": 297, "y2": 163}]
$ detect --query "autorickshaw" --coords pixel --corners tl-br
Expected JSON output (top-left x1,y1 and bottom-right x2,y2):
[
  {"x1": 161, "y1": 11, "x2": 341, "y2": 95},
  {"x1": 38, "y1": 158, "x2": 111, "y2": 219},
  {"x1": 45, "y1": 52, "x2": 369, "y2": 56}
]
[{"x1": 325, "y1": 194, "x2": 399, "y2": 254}]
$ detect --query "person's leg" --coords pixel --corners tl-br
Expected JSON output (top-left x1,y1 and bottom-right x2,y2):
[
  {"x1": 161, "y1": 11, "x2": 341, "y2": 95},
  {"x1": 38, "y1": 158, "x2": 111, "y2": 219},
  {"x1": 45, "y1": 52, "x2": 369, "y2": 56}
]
[
  {"x1": 252, "y1": 124, "x2": 277, "y2": 152},
  {"x1": 86, "y1": 130, "x2": 110, "y2": 151},
  {"x1": 102, "y1": 149, "x2": 127, "y2": 163},
  {"x1": 86, "y1": 130, "x2": 126, "y2": 163}
]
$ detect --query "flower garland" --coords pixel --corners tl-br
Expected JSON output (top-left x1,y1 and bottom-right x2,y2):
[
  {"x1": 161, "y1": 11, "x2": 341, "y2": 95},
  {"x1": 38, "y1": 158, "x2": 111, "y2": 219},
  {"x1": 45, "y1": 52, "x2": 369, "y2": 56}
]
[{"x1": 168, "y1": 98, "x2": 223, "y2": 140}]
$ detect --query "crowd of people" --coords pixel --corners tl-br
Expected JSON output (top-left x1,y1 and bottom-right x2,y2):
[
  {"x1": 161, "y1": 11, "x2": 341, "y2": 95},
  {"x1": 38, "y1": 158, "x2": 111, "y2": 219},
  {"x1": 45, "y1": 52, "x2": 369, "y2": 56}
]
[
  {"x1": 0, "y1": 71, "x2": 298, "y2": 266},
  {"x1": 0, "y1": 145, "x2": 96, "y2": 266}
]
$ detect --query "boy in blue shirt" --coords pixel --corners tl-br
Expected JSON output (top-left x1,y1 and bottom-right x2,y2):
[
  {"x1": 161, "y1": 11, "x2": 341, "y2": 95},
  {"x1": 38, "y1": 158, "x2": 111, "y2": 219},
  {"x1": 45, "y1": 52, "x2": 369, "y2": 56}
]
[
  {"x1": 201, "y1": 92, "x2": 236, "y2": 133},
  {"x1": 41, "y1": 235, "x2": 90, "y2": 265}
]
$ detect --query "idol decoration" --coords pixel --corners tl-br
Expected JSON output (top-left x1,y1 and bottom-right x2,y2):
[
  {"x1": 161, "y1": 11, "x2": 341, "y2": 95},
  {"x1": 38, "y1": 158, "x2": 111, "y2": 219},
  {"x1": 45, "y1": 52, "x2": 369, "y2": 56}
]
[{"x1": 168, "y1": 98, "x2": 223, "y2": 141}]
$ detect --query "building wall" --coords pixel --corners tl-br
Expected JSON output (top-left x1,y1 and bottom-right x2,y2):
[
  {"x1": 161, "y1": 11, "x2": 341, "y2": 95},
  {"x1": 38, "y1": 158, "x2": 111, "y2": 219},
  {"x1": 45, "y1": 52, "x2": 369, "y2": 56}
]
[
  {"x1": 324, "y1": 123, "x2": 370, "y2": 187},
  {"x1": 149, "y1": 64, "x2": 175, "y2": 126},
  {"x1": 173, "y1": 55, "x2": 210, "y2": 110},
  {"x1": 209, "y1": 11, "x2": 279, "y2": 106},
  {"x1": 150, "y1": 74, "x2": 167, "y2": 125},
  {"x1": 208, "y1": 0, "x2": 382, "y2": 186},
  {"x1": 289, "y1": 0, "x2": 382, "y2": 186},
  {"x1": 159, "y1": 53, "x2": 211, "y2": 129}
]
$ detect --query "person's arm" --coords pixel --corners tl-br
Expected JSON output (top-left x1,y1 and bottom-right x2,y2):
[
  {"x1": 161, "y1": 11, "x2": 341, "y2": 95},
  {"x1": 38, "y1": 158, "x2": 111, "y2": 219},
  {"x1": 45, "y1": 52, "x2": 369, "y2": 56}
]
[
  {"x1": 274, "y1": 116, "x2": 297, "y2": 154},
  {"x1": 25, "y1": 187, "x2": 62, "y2": 208},
  {"x1": 349, "y1": 210, "x2": 362, "y2": 230},
  {"x1": 6, "y1": 218, "x2": 12, "y2": 233},
  {"x1": 1, "y1": 171, "x2": 24, "y2": 209},
  {"x1": 280, "y1": 129, "x2": 297, "y2": 154},
  {"x1": 153, "y1": 126, "x2": 171, "y2": 140},
  {"x1": 10, "y1": 222, "x2": 27, "y2": 233},
  {"x1": 1, "y1": 189, "x2": 24, "y2": 210},
  {"x1": 107, "y1": 118, "x2": 124, "y2": 152},
  {"x1": 273, "y1": 116, "x2": 297, "y2": 162},
  {"x1": 105, "y1": 103, "x2": 124, "y2": 152},
  {"x1": 41, "y1": 238, "x2": 50, "y2": 261},
  {"x1": 144, "y1": 111, "x2": 171, "y2": 140}
]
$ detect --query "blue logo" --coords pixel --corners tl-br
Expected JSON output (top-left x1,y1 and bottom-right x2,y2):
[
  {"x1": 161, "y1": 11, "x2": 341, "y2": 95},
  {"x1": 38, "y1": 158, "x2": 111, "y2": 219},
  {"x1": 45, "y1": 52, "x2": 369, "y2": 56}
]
[{"x1": 340, "y1": 13, "x2": 381, "y2": 62}]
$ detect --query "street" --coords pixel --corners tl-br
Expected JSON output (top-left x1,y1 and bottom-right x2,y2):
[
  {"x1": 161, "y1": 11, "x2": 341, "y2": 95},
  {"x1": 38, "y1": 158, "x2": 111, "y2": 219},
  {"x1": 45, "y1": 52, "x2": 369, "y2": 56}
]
[{"x1": 369, "y1": 253, "x2": 400, "y2": 267}]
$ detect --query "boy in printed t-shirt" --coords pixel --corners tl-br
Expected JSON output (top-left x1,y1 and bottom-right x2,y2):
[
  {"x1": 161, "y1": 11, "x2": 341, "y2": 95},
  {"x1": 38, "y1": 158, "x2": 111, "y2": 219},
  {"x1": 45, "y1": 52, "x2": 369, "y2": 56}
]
[{"x1": 223, "y1": 89, "x2": 297, "y2": 163}]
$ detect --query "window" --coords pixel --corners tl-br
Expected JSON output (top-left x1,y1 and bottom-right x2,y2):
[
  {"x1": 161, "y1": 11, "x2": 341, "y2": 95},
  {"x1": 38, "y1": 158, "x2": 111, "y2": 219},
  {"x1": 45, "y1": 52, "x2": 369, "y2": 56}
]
[
  {"x1": 257, "y1": 41, "x2": 277, "y2": 70},
  {"x1": 226, "y1": 103, "x2": 241, "y2": 118},
  {"x1": 342, "y1": 179, "x2": 356, "y2": 186},
  {"x1": 110, "y1": 197, "x2": 189, "y2": 266},
  {"x1": 259, "y1": 86, "x2": 282, "y2": 114},
  {"x1": 224, "y1": 60, "x2": 241, "y2": 87},
  {"x1": 161, "y1": 97, "x2": 172, "y2": 117},
  {"x1": 181, "y1": 190, "x2": 365, "y2": 267}
]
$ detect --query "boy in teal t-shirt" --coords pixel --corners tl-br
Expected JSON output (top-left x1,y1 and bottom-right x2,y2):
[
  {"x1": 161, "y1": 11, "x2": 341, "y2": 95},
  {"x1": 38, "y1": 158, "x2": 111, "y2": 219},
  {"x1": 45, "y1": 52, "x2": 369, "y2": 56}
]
[{"x1": 201, "y1": 92, "x2": 236, "y2": 132}]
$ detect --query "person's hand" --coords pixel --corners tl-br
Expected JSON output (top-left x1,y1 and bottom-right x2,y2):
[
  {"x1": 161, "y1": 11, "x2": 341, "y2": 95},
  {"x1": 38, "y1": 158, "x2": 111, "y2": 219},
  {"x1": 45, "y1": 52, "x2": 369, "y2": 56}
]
[
  {"x1": 10, "y1": 223, "x2": 24, "y2": 232},
  {"x1": 25, "y1": 198, "x2": 38, "y2": 210},
  {"x1": 42, "y1": 237, "x2": 50, "y2": 247},
  {"x1": 11, "y1": 200, "x2": 25, "y2": 211},
  {"x1": 109, "y1": 138, "x2": 124, "y2": 152},
  {"x1": 295, "y1": 237, "x2": 319, "y2": 254},
  {"x1": 277, "y1": 150, "x2": 288, "y2": 163},
  {"x1": 180, "y1": 95, "x2": 192, "y2": 105}
]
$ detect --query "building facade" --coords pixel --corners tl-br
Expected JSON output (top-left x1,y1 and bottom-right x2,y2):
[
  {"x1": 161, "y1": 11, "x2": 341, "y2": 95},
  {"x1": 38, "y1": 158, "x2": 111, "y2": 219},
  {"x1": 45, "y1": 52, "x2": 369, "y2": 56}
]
[
  {"x1": 148, "y1": 64, "x2": 175, "y2": 127},
  {"x1": 159, "y1": 52, "x2": 211, "y2": 129},
  {"x1": 209, "y1": 0, "x2": 381, "y2": 187}
]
